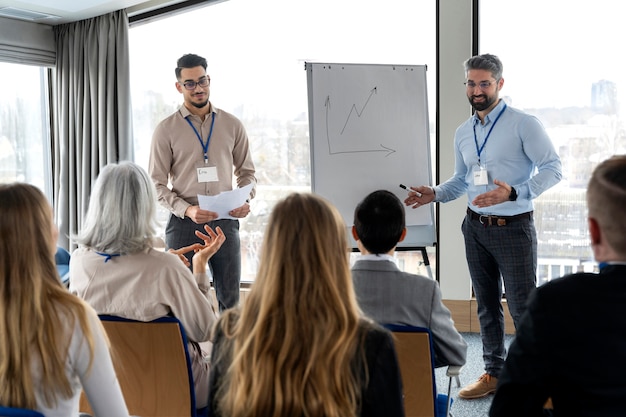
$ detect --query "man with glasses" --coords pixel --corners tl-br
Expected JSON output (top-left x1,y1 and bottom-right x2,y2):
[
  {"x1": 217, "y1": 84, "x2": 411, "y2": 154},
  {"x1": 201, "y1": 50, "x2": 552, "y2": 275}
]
[
  {"x1": 402, "y1": 53, "x2": 562, "y2": 399},
  {"x1": 149, "y1": 53, "x2": 256, "y2": 312}
]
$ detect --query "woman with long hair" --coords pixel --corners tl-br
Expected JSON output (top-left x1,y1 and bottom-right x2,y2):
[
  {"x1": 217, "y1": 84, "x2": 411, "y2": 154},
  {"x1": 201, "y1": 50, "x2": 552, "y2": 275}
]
[
  {"x1": 207, "y1": 192, "x2": 405, "y2": 417},
  {"x1": 0, "y1": 183, "x2": 130, "y2": 417}
]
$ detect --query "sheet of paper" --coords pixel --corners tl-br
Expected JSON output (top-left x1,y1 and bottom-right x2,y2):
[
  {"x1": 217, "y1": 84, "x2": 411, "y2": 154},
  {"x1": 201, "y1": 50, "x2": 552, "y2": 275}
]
[{"x1": 197, "y1": 183, "x2": 254, "y2": 220}]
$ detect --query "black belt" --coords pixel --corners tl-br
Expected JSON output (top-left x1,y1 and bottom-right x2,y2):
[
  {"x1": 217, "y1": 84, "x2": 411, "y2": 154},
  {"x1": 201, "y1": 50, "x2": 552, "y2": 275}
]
[{"x1": 466, "y1": 208, "x2": 533, "y2": 226}]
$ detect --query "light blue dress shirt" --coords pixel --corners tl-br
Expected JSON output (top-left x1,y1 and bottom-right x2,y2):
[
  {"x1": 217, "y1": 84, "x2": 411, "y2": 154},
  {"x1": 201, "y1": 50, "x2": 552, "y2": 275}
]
[{"x1": 433, "y1": 100, "x2": 562, "y2": 216}]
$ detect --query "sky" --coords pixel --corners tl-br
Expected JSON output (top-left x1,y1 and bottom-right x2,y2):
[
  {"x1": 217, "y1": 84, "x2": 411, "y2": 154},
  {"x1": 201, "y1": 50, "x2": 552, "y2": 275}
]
[
  {"x1": 6, "y1": 1, "x2": 624, "y2": 115},
  {"x1": 129, "y1": 0, "x2": 626, "y2": 120},
  {"x1": 480, "y1": 0, "x2": 626, "y2": 111},
  {"x1": 129, "y1": 0, "x2": 435, "y2": 120}
]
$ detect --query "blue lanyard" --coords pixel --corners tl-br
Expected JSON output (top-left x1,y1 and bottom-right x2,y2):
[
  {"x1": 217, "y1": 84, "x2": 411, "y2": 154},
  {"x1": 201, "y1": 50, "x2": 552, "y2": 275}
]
[
  {"x1": 95, "y1": 252, "x2": 120, "y2": 263},
  {"x1": 186, "y1": 112, "x2": 216, "y2": 163},
  {"x1": 473, "y1": 103, "x2": 507, "y2": 165}
]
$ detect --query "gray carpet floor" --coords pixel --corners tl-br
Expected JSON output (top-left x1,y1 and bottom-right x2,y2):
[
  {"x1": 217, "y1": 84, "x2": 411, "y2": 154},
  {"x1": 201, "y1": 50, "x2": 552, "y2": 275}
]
[{"x1": 434, "y1": 332, "x2": 514, "y2": 417}]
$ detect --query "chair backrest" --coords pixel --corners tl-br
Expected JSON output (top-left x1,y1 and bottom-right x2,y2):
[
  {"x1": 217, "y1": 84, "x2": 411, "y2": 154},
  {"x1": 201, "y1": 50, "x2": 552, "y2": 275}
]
[
  {"x1": 79, "y1": 315, "x2": 197, "y2": 417},
  {"x1": 383, "y1": 324, "x2": 437, "y2": 417},
  {"x1": 0, "y1": 407, "x2": 45, "y2": 417},
  {"x1": 54, "y1": 246, "x2": 70, "y2": 286}
]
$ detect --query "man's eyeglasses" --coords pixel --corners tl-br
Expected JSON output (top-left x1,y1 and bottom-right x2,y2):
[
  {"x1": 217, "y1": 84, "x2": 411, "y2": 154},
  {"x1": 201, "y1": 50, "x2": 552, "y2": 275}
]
[
  {"x1": 181, "y1": 77, "x2": 210, "y2": 90},
  {"x1": 464, "y1": 80, "x2": 497, "y2": 90}
]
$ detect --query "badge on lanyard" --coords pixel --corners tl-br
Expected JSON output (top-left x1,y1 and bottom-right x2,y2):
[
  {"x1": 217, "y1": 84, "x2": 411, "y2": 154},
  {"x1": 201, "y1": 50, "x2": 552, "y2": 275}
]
[
  {"x1": 187, "y1": 113, "x2": 218, "y2": 183},
  {"x1": 473, "y1": 164, "x2": 488, "y2": 186},
  {"x1": 197, "y1": 163, "x2": 218, "y2": 183},
  {"x1": 472, "y1": 103, "x2": 507, "y2": 187}
]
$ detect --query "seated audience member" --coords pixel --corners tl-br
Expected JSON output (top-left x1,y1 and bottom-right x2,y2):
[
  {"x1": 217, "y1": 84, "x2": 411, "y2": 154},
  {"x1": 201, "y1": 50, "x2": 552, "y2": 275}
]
[
  {"x1": 207, "y1": 192, "x2": 405, "y2": 417},
  {"x1": 69, "y1": 161, "x2": 224, "y2": 409},
  {"x1": 0, "y1": 183, "x2": 130, "y2": 417},
  {"x1": 490, "y1": 154, "x2": 626, "y2": 417},
  {"x1": 351, "y1": 189, "x2": 467, "y2": 368}
]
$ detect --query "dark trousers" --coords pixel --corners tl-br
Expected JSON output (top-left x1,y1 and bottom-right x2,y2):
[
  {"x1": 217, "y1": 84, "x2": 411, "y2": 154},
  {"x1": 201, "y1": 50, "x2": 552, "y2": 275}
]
[
  {"x1": 165, "y1": 214, "x2": 241, "y2": 312},
  {"x1": 461, "y1": 212, "x2": 537, "y2": 377}
]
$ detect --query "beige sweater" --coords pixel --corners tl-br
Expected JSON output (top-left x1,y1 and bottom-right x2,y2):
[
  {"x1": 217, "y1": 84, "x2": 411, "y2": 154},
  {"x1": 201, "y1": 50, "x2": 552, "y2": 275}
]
[
  {"x1": 69, "y1": 246, "x2": 216, "y2": 343},
  {"x1": 149, "y1": 103, "x2": 256, "y2": 218}
]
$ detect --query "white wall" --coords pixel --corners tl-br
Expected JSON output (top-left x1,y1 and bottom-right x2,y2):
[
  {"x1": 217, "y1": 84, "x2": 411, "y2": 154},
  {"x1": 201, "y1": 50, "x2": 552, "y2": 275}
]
[{"x1": 437, "y1": 0, "x2": 474, "y2": 300}]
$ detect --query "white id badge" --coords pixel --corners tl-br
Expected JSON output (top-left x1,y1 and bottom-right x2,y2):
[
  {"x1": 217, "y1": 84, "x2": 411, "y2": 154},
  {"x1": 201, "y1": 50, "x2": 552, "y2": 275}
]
[
  {"x1": 473, "y1": 165, "x2": 488, "y2": 186},
  {"x1": 197, "y1": 165, "x2": 218, "y2": 183}
]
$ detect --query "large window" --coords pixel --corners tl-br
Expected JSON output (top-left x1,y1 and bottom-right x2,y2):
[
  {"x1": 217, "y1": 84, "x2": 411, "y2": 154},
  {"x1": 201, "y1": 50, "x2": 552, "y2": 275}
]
[
  {"x1": 0, "y1": 62, "x2": 51, "y2": 196},
  {"x1": 480, "y1": 0, "x2": 626, "y2": 284},
  {"x1": 129, "y1": 0, "x2": 436, "y2": 281}
]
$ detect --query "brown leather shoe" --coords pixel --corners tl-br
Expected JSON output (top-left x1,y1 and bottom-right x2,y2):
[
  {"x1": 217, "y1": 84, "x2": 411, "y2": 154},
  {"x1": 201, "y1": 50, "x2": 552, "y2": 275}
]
[{"x1": 458, "y1": 373, "x2": 498, "y2": 399}]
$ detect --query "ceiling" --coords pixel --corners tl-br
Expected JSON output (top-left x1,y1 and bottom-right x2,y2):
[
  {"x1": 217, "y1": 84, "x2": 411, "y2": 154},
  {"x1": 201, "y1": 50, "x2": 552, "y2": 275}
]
[{"x1": 0, "y1": 0, "x2": 189, "y2": 25}]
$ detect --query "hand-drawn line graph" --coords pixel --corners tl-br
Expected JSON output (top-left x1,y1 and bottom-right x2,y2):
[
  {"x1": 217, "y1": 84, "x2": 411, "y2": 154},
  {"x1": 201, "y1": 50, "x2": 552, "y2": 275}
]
[
  {"x1": 324, "y1": 87, "x2": 396, "y2": 157},
  {"x1": 340, "y1": 86, "x2": 377, "y2": 134}
]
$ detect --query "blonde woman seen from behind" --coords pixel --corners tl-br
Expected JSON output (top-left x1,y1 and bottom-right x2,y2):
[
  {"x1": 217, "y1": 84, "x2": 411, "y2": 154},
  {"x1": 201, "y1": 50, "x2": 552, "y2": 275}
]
[
  {"x1": 207, "y1": 192, "x2": 405, "y2": 417},
  {"x1": 0, "y1": 183, "x2": 130, "y2": 417}
]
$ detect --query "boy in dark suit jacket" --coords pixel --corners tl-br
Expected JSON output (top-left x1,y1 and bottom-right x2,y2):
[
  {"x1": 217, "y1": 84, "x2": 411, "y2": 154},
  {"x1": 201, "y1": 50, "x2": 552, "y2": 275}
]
[{"x1": 351, "y1": 189, "x2": 467, "y2": 368}]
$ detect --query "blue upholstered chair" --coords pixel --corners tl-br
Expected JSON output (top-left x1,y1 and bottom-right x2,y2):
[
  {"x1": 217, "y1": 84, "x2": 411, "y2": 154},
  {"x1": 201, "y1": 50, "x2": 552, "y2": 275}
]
[
  {"x1": 0, "y1": 406, "x2": 45, "y2": 417},
  {"x1": 54, "y1": 246, "x2": 71, "y2": 286}
]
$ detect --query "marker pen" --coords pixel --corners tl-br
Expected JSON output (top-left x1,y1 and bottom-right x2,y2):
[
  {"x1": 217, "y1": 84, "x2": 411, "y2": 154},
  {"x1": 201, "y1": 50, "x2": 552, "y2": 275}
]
[{"x1": 399, "y1": 184, "x2": 422, "y2": 198}]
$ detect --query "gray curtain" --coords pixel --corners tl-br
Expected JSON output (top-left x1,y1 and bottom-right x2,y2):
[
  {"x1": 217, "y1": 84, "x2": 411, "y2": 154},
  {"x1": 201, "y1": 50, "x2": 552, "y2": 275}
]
[{"x1": 53, "y1": 10, "x2": 134, "y2": 249}]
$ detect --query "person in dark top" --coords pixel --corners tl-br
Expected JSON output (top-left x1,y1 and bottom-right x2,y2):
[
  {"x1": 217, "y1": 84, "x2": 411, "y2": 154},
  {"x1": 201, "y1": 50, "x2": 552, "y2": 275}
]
[
  {"x1": 490, "y1": 155, "x2": 626, "y2": 417},
  {"x1": 207, "y1": 192, "x2": 405, "y2": 417}
]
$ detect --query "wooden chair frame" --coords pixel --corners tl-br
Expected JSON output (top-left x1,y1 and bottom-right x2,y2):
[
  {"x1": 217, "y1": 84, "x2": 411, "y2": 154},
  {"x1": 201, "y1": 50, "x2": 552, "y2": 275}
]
[
  {"x1": 79, "y1": 315, "x2": 201, "y2": 417},
  {"x1": 383, "y1": 324, "x2": 460, "y2": 417}
]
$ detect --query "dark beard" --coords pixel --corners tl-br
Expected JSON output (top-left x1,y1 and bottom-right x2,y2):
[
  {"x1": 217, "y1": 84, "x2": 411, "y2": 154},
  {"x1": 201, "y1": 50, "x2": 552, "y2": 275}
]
[
  {"x1": 191, "y1": 99, "x2": 209, "y2": 109},
  {"x1": 468, "y1": 95, "x2": 495, "y2": 112}
]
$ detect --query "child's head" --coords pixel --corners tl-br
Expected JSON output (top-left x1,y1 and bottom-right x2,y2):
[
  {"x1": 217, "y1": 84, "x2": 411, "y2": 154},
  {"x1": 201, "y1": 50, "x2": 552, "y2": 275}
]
[{"x1": 353, "y1": 190, "x2": 406, "y2": 254}]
